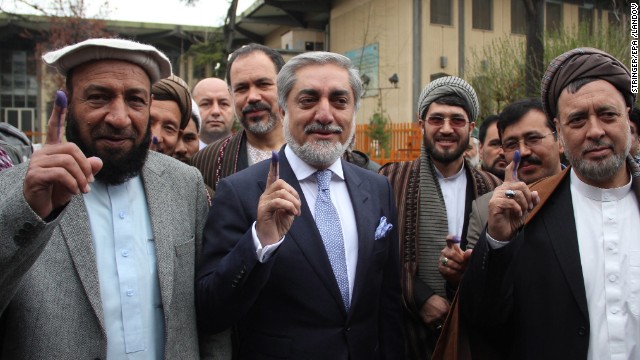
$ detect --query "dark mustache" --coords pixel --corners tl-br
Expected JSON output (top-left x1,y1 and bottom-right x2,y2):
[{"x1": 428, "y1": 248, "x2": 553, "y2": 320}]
[
  {"x1": 492, "y1": 154, "x2": 507, "y2": 166},
  {"x1": 520, "y1": 154, "x2": 542, "y2": 167},
  {"x1": 92, "y1": 125, "x2": 137, "y2": 140},
  {"x1": 434, "y1": 134, "x2": 459, "y2": 141},
  {"x1": 582, "y1": 139, "x2": 614, "y2": 155},
  {"x1": 242, "y1": 102, "x2": 271, "y2": 115}
]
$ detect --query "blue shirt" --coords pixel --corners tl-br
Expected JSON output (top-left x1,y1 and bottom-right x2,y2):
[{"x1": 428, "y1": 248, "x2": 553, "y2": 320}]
[{"x1": 84, "y1": 176, "x2": 164, "y2": 359}]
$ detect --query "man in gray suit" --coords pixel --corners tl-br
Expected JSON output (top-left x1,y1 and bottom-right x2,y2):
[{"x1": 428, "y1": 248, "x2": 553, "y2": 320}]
[
  {"x1": 0, "y1": 38, "x2": 211, "y2": 359},
  {"x1": 439, "y1": 98, "x2": 564, "y2": 285}
]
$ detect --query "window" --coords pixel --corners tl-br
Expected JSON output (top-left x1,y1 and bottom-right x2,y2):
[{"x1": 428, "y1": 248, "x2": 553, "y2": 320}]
[
  {"x1": 0, "y1": 51, "x2": 38, "y2": 127},
  {"x1": 545, "y1": 2, "x2": 563, "y2": 33},
  {"x1": 511, "y1": 0, "x2": 526, "y2": 35},
  {"x1": 579, "y1": 7, "x2": 594, "y2": 35},
  {"x1": 473, "y1": 0, "x2": 493, "y2": 30},
  {"x1": 431, "y1": 0, "x2": 453, "y2": 25}
]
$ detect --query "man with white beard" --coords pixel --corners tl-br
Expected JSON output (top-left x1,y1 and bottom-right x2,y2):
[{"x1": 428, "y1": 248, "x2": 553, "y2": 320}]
[{"x1": 195, "y1": 51, "x2": 404, "y2": 360}]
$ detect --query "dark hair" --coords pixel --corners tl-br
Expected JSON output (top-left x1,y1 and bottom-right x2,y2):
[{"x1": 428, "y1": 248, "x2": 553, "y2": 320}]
[
  {"x1": 629, "y1": 107, "x2": 640, "y2": 135},
  {"x1": 498, "y1": 98, "x2": 555, "y2": 140},
  {"x1": 65, "y1": 69, "x2": 74, "y2": 97},
  {"x1": 225, "y1": 43, "x2": 285, "y2": 87},
  {"x1": 426, "y1": 95, "x2": 473, "y2": 121},
  {"x1": 478, "y1": 114, "x2": 499, "y2": 144}
]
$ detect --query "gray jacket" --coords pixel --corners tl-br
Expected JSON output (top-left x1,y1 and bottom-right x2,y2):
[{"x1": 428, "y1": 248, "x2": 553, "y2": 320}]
[{"x1": 0, "y1": 151, "x2": 211, "y2": 359}]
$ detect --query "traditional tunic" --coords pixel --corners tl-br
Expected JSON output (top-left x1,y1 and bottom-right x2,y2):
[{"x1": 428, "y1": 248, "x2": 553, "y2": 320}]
[
  {"x1": 380, "y1": 148, "x2": 501, "y2": 360},
  {"x1": 191, "y1": 130, "x2": 249, "y2": 194}
]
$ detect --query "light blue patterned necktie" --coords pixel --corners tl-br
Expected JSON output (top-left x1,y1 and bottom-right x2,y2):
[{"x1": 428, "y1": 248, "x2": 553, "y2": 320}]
[{"x1": 314, "y1": 169, "x2": 350, "y2": 310}]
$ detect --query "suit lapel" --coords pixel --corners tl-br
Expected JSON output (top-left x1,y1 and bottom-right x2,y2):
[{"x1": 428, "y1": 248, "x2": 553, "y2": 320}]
[
  {"x1": 142, "y1": 155, "x2": 174, "y2": 316},
  {"x1": 60, "y1": 195, "x2": 106, "y2": 334},
  {"x1": 342, "y1": 162, "x2": 374, "y2": 315},
  {"x1": 539, "y1": 176, "x2": 589, "y2": 319}
]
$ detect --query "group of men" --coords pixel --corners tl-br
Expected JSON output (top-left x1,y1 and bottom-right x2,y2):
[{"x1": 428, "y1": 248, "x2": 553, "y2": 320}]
[{"x1": 0, "y1": 35, "x2": 637, "y2": 360}]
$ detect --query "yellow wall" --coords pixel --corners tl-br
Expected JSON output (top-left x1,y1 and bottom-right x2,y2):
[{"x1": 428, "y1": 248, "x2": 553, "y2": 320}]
[
  {"x1": 331, "y1": 0, "x2": 414, "y2": 125},
  {"x1": 325, "y1": 0, "x2": 626, "y2": 124}
]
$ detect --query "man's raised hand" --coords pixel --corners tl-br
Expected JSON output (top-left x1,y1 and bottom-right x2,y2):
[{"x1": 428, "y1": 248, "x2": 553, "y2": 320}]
[
  {"x1": 23, "y1": 91, "x2": 102, "y2": 219},
  {"x1": 255, "y1": 152, "x2": 301, "y2": 246},
  {"x1": 486, "y1": 155, "x2": 539, "y2": 242}
]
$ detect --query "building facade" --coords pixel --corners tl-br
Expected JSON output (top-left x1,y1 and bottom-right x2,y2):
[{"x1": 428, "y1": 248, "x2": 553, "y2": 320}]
[
  {"x1": 232, "y1": 0, "x2": 628, "y2": 125},
  {"x1": 0, "y1": 13, "x2": 216, "y2": 143}
]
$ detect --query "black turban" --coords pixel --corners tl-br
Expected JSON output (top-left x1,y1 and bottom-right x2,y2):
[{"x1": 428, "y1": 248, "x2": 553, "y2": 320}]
[{"x1": 541, "y1": 47, "x2": 635, "y2": 119}]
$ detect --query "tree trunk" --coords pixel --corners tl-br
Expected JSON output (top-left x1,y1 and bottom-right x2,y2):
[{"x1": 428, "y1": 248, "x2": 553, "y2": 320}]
[
  {"x1": 524, "y1": 0, "x2": 544, "y2": 97},
  {"x1": 224, "y1": 0, "x2": 239, "y2": 53}
]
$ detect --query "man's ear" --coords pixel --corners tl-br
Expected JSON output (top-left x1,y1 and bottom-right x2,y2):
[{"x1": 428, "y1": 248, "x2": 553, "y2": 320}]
[
  {"x1": 554, "y1": 118, "x2": 564, "y2": 152},
  {"x1": 418, "y1": 119, "x2": 425, "y2": 135}
]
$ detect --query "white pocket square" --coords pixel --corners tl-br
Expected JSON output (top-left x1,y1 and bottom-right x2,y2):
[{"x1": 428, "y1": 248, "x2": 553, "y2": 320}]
[{"x1": 374, "y1": 216, "x2": 393, "y2": 240}]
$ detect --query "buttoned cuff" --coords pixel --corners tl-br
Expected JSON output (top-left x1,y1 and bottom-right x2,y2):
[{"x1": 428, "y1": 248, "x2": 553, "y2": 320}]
[
  {"x1": 252, "y1": 222, "x2": 284, "y2": 263},
  {"x1": 486, "y1": 230, "x2": 511, "y2": 250}
]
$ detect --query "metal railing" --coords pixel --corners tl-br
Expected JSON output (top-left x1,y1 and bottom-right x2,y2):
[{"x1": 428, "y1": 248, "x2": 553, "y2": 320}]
[{"x1": 354, "y1": 122, "x2": 422, "y2": 166}]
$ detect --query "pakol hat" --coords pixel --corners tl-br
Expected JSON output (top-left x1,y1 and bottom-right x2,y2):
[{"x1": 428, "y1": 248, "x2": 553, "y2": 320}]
[{"x1": 42, "y1": 38, "x2": 172, "y2": 84}]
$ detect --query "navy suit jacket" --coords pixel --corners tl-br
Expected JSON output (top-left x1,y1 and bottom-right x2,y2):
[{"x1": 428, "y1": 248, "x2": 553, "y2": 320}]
[{"x1": 196, "y1": 149, "x2": 404, "y2": 360}]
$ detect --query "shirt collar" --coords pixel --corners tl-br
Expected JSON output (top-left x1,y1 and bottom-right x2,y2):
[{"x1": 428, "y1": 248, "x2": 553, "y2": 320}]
[
  {"x1": 284, "y1": 145, "x2": 345, "y2": 182},
  {"x1": 434, "y1": 162, "x2": 466, "y2": 181},
  {"x1": 570, "y1": 168, "x2": 632, "y2": 202}
]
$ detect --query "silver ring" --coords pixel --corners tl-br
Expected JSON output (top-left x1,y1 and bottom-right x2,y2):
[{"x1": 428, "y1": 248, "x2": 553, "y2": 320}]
[
  {"x1": 505, "y1": 189, "x2": 516, "y2": 199},
  {"x1": 441, "y1": 257, "x2": 448, "y2": 266}
]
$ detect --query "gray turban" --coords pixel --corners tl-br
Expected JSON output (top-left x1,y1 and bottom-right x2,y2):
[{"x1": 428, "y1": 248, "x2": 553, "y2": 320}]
[{"x1": 417, "y1": 76, "x2": 480, "y2": 122}]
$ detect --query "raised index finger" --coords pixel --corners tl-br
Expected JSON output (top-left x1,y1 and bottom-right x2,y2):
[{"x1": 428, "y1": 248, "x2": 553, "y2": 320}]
[
  {"x1": 45, "y1": 90, "x2": 68, "y2": 145},
  {"x1": 266, "y1": 150, "x2": 280, "y2": 187},
  {"x1": 503, "y1": 149, "x2": 521, "y2": 183}
]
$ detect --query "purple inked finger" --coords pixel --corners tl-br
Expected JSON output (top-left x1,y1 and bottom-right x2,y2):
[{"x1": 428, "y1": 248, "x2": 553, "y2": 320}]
[
  {"x1": 512, "y1": 150, "x2": 521, "y2": 181},
  {"x1": 271, "y1": 150, "x2": 279, "y2": 181},
  {"x1": 55, "y1": 90, "x2": 67, "y2": 140},
  {"x1": 446, "y1": 235, "x2": 461, "y2": 247},
  {"x1": 55, "y1": 90, "x2": 68, "y2": 109}
]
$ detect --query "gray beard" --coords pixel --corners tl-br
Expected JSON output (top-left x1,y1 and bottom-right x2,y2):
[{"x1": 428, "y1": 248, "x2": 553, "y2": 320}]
[
  {"x1": 284, "y1": 114, "x2": 355, "y2": 169},
  {"x1": 241, "y1": 113, "x2": 277, "y2": 135},
  {"x1": 561, "y1": 132, "x2": 630, "y2": 184}
]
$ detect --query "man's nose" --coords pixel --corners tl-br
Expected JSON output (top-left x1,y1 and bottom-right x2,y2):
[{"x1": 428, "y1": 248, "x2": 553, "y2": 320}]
[
  {"x1": 105, "y1": 98, "x2": 130, "y2": 128},
  {"x1": 247, "y1": 86, "x2": 261, "y2": 103},
  {"x1": 211, "y1": 101, "x2": 221, "y2": 116},
  {"x1": 314, "y1": 98, "x2": 334, "y2": 124}
]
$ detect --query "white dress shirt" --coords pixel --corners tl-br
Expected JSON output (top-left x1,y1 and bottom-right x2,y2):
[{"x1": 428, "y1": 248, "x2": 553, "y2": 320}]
[
  {"x1": 252, "y1": 145, "x2": 358, "y2": 301},
  {"x1": 84, "y1": 176, "x2": 164, "y2": 359},
  {"x1": 435, "y1": 164, "x2": 467, "y2": 239},
  {"x1": 570, "y1": 170, "x2": 640, "y2": 360}
]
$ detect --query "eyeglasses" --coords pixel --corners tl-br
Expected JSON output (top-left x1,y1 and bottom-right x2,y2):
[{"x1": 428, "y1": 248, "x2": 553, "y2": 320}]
[
  {"x1": 502, "y1": 132, "x2": 556, "y2": 152},
  {"x1": 425, "y1": 115, "x2": 469, "y2": 128}
]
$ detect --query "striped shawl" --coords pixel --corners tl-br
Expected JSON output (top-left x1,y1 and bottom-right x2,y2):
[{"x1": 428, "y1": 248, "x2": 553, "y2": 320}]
[
  {"x1": 380, "y1": 152, "x2": 501, "y2": 359},
  {"x1": 191, "y1": 130, "x2": 248, "y2": 193}
]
